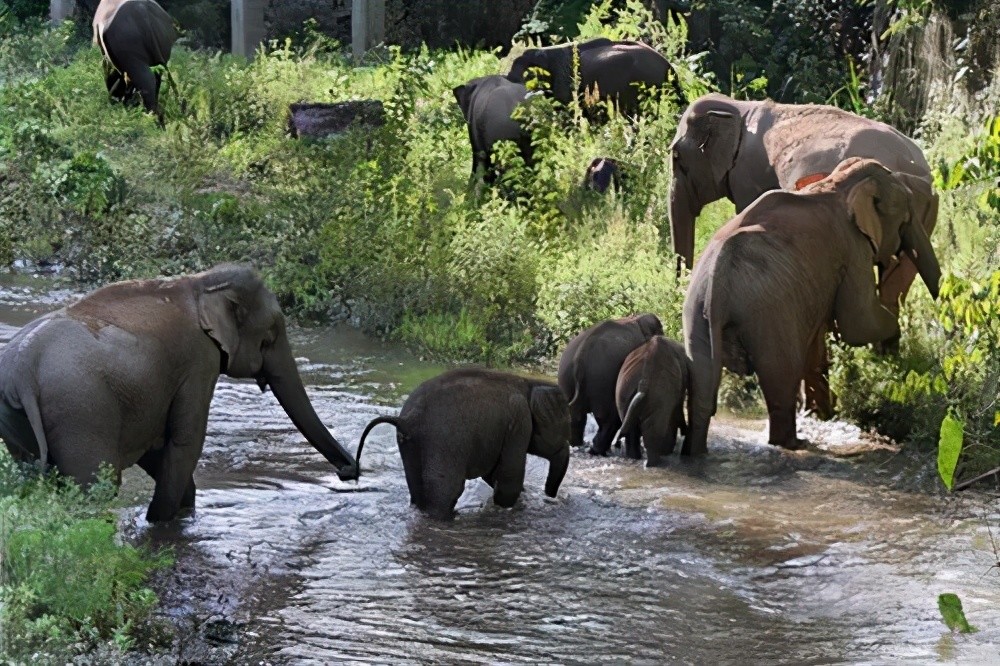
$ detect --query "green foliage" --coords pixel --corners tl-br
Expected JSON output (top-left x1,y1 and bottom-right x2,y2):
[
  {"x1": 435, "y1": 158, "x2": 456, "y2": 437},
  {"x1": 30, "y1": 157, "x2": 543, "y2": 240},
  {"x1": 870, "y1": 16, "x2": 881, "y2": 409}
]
[
  {"x1": 0, "y1": 454, "x2": 172, "y2": 661},
  {"x1": 938, "y1": 411, "x2": 963, "y2": 490},
  {"x1": 937, "y1": 593, "x2": 978, "y2": 633}
]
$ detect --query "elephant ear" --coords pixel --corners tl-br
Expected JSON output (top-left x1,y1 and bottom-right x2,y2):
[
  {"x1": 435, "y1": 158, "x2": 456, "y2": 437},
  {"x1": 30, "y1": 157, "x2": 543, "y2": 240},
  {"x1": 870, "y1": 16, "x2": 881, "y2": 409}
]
[
  {"x1": 846, "y1": 176, "x2": 883, "y2": 257},
  {"x1": 453, "y1": 84, "x2": 473, "y2": 120},
  {"x1": 529, "y1": 386, "x2": 570, "y2": 453},
  {"x1": 198, "y1": 281, "x2": 243, "y2": 370},
  {"x1": 637, "y1": 313, "x2": 664, "y2": 338},
  {"x1": 692, "y1": 109, "x2": 741, "y2": 187}
]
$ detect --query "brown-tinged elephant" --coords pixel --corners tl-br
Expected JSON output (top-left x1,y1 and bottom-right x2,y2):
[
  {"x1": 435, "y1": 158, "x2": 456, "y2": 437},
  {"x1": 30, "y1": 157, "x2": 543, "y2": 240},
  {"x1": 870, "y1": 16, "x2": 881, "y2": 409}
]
[
  {"x1": 0, "y1": 264, "x2": 359, "y2": 522},
  {"x1": 506, "y1": 38, "x2": 685, "y2": 116},
  {"x1": 557, "y1": 314, "x2": 664, "y2": 456},
  {"x1": 93, "y1": 0, "x2": 179, "y2": 116},
  {"x1": 453, "y1": 75, "x2": 533, "y2": 182},
  {"x1": 613, "y1": 335, "x2": 689, "y2": 467},
  {"x1": 669, "y1": 93, "x2": 938, "y2": 417},
  {"x1": 355, "y1": 369, "x2": 570, "y2": 521},
  {"x1": 682, "y1": 159, "x2": 941, "y2": 454}
]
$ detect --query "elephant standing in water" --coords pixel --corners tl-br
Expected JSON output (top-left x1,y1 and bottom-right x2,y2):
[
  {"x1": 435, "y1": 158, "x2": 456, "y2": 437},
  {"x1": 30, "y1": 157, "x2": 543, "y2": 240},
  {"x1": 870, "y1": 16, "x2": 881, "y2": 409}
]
[
  {"x1": 668, "y1": 93, "x2": 938, "y2": 416},
  {"x1": 614, "y1": 336, "x2": 690, "y2": 466},
  {"x1": 0, "y1": 264, "x2": 359, "y2": 522},
  {"x1": 507, "y1": 38, "x2": 685, "y2": 115},
  {"x1": 683, "y1": 159, "x2": 941, "y2": 454},
  {"x1": 93, "y1": 0, "x2": 179, "y2": 116},
  {"x1": 356, "y1": 369, "x2": 570, "y2": 521},
  {"x1": 558, "y1": 314, "x2": 663, "y2": 455}
]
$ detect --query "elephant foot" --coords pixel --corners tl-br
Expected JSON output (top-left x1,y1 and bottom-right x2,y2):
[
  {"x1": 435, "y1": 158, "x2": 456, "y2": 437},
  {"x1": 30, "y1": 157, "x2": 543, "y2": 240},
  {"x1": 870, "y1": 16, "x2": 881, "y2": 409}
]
[
  {"x1": 771, "y1": 437, "x2": 809, "y2": 451},
  {"x1": 624, "y1": 447, "x2": 642, "y2": 460},
  {"x1": 587, "y1": 445, "x2": 609, "y2": 457},
  {"x1": 644, "y1": 457, "x2": 666, "y2": 468}
]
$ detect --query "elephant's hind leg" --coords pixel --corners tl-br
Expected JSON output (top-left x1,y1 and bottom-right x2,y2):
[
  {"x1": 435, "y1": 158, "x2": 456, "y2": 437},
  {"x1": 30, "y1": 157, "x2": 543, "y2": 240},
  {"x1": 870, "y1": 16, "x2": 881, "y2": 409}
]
[
  {"x1": 136, "y1": 449, "x2": 195, "y2": 510},
  {"x1": 755, "y1": 361, "x2": 806, "y2": 450},
  {"x1": 0, "y1": 402, "x2": 41, "y2": 464},
  {"x1": 493, "y1": 417, "x2": 530, "y2": 508},
  {"x1": 588, "y1": 413, "x2": 622, "y2": 456}
]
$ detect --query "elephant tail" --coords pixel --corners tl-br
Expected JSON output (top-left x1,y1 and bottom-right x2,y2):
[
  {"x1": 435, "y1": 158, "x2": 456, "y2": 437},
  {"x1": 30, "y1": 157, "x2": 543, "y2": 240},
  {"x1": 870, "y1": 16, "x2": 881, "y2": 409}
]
[
  {"x1": 612, "y1": 390, "x2": 646, "y2": 445},
  {"x1": 355, "y1": 415, "x2": 401, "y2": 469}
]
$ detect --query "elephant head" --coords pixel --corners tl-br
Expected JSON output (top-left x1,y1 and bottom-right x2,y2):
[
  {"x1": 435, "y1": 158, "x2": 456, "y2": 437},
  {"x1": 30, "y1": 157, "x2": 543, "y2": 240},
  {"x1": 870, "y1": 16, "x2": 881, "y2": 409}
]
[
  {"x1": 526, "y1": 385, "x2": 571, "y2": 498},
  {"x1": 635, "y1": 312, "x2": 665, "y2": 338},
  {"x1": 196, "y1": 265, "x2": 359, "y2": 480},
  {"x1": 813, "y1": 158, "x2": 941, "y2": 298},
  {"x1": 669, "y1": 95, "x2": 744, "y2": 270}
]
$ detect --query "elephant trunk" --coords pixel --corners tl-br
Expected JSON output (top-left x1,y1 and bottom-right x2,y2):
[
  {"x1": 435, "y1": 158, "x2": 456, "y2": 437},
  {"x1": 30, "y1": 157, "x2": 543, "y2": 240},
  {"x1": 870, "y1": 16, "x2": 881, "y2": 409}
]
[
  {"x1": 544, "y1": 447, "x2": 570, "y2": 498},
  {"x1": 669, "y1": 176, "x2": 698, "y2": 272},
  {"x1": 901, "y1": 222, "x2": 942, "y2": 299},
  {"x1": 261, "y1": 334, "x2": 359, "y2": 480}
]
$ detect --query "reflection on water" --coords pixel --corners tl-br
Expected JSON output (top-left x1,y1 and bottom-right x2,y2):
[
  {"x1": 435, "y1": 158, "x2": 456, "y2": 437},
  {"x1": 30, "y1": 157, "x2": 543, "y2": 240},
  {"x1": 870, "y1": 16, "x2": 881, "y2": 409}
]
[{"x1": 2, "y1": 275, "x2": 1000, "y2": 663}]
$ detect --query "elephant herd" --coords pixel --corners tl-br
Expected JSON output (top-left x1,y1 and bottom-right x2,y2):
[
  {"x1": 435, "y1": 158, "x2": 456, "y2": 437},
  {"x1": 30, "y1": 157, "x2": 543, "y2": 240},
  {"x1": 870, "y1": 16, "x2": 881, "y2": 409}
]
[{"x1": 0, "y1": 8, "x2": 944, "y2": 522}]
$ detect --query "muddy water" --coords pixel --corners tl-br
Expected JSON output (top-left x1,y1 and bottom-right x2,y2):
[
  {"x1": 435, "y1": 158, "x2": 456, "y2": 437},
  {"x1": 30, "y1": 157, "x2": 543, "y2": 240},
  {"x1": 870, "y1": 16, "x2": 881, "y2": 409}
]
[{"x1": 2, "y1": 276, "x2": 1000, "y2": 664}]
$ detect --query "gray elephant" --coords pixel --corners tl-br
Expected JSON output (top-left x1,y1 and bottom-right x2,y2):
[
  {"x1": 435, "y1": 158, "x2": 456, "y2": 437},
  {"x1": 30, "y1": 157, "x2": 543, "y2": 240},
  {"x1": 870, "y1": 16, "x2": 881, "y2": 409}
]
[
  {"x1": 506, "y1": 38, "x2": 684, "y2": 115},
  {"x1": 557, "y1": 314, "x2": 664, "y2": 455},
  {"x1": 613, "y1": 335, "x2": 689, "y2": 467},
  {"x1": 453, "y1": 75, "x2": 533, "y2": 182},
  {"x1": 669, "y1": 93, "x2": 938, "y2": 417},
  {"x1": 93, "y1": 0, "x2": 179, "y2": 116},
  {"x1": 0, "y1": 264, "x2": 358, "y2": 522},
  {"x1": 355, "y1": 369, "x2": 570, "y2": 521},
  {"x1": 683, "y1": 159, "x2": 941, "y2": 454}
]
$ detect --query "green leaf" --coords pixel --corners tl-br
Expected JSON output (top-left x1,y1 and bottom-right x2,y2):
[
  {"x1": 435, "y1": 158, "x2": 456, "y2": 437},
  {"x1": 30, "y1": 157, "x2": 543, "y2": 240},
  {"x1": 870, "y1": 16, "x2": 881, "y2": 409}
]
[
  {"x1": 938, "y1": 593, "x2": 978, "y2": 633},
  {"x1": 994, "y1": 411, "x2": 1000, "y2": 428},
  {"x1": 938, "y1": 412, "x2": 964, "y2": 491}
]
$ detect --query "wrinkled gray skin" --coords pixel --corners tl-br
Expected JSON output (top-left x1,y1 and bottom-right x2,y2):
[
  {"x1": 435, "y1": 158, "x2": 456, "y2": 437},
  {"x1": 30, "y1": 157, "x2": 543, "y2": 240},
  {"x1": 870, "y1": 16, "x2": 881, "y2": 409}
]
[
  {"x1": 669, "y1": 93, "x2": 938, "y2": 418},
  {"x1": 355, "y1": 369, "x2": 570, "y2": 521},
  {"x1": 0, "y1": 264, "x2": 358, "y2": 522},
  {"x1": 682, "y1": 159, "x2": 941, "y2": 454},
  {"x1": 613, "y1": 336, "x2": 690, "y2": 467},
  {"x1": 557, "y1": 314, "x2": 664, "y2": 456},
  {"x1": 507, "y1": 38, "x2": 685, "y2": 115},
  {"x1": 453, "y1": 75, "x2": 533, "y2": 182},
  {"x1": 93, "y1": 0, "x2": 178, "y2": 116}
]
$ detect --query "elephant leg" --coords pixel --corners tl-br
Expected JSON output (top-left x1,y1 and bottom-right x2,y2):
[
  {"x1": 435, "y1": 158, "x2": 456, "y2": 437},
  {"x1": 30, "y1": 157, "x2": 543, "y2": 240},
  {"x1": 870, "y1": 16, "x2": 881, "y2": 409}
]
[
  {"x1": 104, "y1": 65, "x2": 130, "y2": 102},
  {"x1": 569, "y1": 406, "x2": 587, "y2": 448},
  {"x1": 682, "y1": 352, "x2": 716, "y2": 456},
  {"x1": 623, "y1": 429, "x2": 642, "y2": 460},
  {"x1": 0, "y1": 402, "x2": 41, "y2": 464},
  {"x1": 588, "y1": 414, "x2": 621, "y2": 456},
  {"x1": 116, "y1": 59, "x2": 159, "y2": 114},
  {"x1": 145, "y1": 383, "x2": 211, "y2": 522},
  {"x1": 136, "y1": 449, "x2": 195, "y2": 510},
  {"x1": 493, "y1": 419, "x2": 530, "y2": 508},
  {"x1": 756, "y1": 363, "x2": 805, "y2": 450},
  {"x1": 802, "y1": 329, "x2": 834, "y2": 420},
  {"x1": 423, "y1": 473, "x2": 465, "y2": 521}
]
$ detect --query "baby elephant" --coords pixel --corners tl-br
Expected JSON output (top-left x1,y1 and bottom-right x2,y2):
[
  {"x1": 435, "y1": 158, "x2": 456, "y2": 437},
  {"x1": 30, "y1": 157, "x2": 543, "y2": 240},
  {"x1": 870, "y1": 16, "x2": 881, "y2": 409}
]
[
  {"x1": 356, "y1": 369, "x2": 571, "y2": 520},
  {"x1": 614, "y1": 336, "x2": 690, "y2": 466}
]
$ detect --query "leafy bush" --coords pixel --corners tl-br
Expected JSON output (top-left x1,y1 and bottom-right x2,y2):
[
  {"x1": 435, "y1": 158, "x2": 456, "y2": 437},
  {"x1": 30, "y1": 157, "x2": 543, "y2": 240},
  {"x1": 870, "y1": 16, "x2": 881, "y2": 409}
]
[{"x1": 0, "y1": 454, "x2": 171, "y2": 661}]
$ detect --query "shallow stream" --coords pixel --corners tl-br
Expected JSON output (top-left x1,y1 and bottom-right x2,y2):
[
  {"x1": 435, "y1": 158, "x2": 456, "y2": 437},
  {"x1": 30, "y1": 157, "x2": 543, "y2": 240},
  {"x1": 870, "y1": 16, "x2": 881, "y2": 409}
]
[{"x1": 1, "y1": 275, "x2": 998, "y2": 664}]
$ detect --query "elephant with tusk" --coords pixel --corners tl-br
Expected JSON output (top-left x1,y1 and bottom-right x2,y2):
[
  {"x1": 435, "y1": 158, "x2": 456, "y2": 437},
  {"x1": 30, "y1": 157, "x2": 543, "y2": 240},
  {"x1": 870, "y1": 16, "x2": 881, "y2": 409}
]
[{"x1": 0, "y1": 264, "x2": 358, "y2": 522}]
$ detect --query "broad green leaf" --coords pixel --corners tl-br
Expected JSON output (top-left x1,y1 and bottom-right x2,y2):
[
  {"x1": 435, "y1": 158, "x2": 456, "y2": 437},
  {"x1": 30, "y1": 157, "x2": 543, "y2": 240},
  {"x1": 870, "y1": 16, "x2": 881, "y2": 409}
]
[
  {"x1": 938, "y1": 413, "x2": 964, "y2": 491},
  {"x1": 938, "y1": 593, "x2": 977, "y2": 633},
  {"x1": 994, "y1": 411, "x2": 1000, "y2": 427}
]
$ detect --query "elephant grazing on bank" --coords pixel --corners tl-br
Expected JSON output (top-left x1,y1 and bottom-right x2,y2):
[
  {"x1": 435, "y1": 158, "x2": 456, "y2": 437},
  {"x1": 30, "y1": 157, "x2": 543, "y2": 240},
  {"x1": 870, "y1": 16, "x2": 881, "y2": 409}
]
[
  {"x1": 558, "y1": 313, "x2": 664, "y2": 455},
  {"x1": 506, "y1": 38, "x2": 684, "y2": 116},
  {"x1": 0, "y1": 264, "x2": 359, "y2": 522},
  {"x1": 355, "y1": 369, "x2": 570, "y2": 521},
  {"x1": 682, "y1": 159, "x2": 941, "y2": 454},
  {"x1": 453, "y1": 75, "x2": 533, "y2": 182},
  {"x1": 93, "y1": 0, "x2": 179, "y2": 116}
]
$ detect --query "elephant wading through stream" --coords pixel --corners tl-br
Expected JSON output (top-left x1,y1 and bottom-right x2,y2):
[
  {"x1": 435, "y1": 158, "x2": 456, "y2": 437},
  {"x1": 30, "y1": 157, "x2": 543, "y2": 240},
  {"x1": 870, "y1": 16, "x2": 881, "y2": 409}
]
[
  {"x1": 0, "y1": 264, "x2": 359, "y2": 522},
  {"x1": 682, "y1": 158, "x2": 941, "y2": 454},
  {"x1": 355, "y1": 369, "x2": 571, "y2": 521}
]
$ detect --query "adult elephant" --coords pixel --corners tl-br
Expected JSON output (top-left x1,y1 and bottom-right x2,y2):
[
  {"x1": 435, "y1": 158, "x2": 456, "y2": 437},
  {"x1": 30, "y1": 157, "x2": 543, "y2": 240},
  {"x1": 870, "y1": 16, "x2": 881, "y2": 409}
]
[
  {"x1": 682, "y1": 159, "x2": 941, "y2": 455},
  {"x1": 93, "y1": 0, "x2": 179, "y2": 116},
  {"x1": 507, "y1": 38, "x2": 685, "y2": 115},
  {"x1": 453, "y1": 75, "x2": 533, "y2": 182},
  {"x1": 355, "y1": 369, "x2": 570, "y2": 521},
  {"x1": 669, "y1": 93, "x2": 938, "y2": 416},
  {"x1": 557, "y1": 313, "x2": 663, "y2": 455},
  {"x1": 0, "y1": 264, "x2": 359, "y2": 522}
]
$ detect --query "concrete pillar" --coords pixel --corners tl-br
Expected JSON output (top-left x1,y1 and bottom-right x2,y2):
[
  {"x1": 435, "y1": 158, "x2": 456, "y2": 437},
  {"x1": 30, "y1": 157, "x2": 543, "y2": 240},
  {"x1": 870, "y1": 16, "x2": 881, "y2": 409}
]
[
  {"x1": 352, "y1": 0, "x2": 385, "y2": 62},
  {"x1": 50, "y1": 0, "x2": 75, "y2": 24},
  {"x1": 232, "y1": 0, "x2": 267, "y2": 58}
]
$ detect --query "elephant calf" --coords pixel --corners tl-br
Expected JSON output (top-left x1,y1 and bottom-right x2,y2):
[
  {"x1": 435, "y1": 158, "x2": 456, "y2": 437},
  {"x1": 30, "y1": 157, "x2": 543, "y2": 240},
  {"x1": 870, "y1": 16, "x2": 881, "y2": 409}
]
[
  {"x1": 683, "y1": 159, "x2": 941, "y2": 454},
  {"x1": 356, "y1": 369, "x2": 570, "y2": 520},
  {"x1": 558, "y1": 313, "x2": 663, "y2": 455},
  {"x1": 0, "y1": 264, "x2": 359, "y2": 522},
  {"x1": 614, "y1": 336, "x2": 689, "y2": 466},
  {"x1": 453, "y1": 75, "x2": 533, "y2": 182}
]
